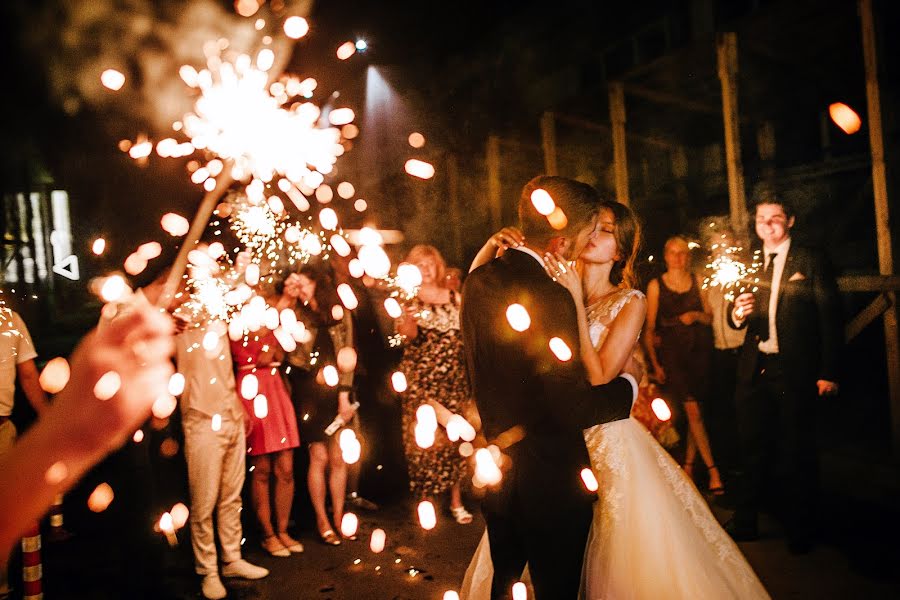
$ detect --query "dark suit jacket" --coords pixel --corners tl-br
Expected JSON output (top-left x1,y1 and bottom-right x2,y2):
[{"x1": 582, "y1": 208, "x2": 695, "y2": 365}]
[
  {"x1": 461, "y1": 250, "x2": 633, "y2": 515},
  {"x1": 729, "y1": 242, "x2": 842, "y2": 390}
]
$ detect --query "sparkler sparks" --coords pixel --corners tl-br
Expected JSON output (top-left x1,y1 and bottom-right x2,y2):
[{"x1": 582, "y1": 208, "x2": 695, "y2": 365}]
[{"x1": 702, "y1": 242, "x2": 761, "y2": 302}]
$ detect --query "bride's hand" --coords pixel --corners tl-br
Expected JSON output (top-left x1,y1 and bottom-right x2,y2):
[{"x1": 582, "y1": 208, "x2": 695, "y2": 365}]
[
  {"x1": 544, "y1": 252, "x2": 581, "y2": 301},
  {"x1": 490, "y1": 227, "x2": 525, "y2": 253}
]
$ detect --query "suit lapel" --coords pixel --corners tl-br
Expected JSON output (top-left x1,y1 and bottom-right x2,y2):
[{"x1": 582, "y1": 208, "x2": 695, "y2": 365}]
[{"x1": 776, "y1": 245, "x2": 795, "y2": 305}]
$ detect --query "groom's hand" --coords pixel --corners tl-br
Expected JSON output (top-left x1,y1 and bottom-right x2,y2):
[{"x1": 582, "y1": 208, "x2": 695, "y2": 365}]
[{"x1": 622, "y1": 354, "x2": 644, "y2": 384}]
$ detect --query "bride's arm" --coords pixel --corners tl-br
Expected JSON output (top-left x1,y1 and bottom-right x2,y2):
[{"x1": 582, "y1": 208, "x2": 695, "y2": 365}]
[{"x1": 469, "y1": 227, "x2": 525, "y2": 273}]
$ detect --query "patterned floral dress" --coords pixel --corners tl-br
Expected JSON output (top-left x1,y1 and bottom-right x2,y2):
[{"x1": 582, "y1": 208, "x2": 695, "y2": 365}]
[{"x1": 399, "y1": 291, "x2": 471, "y2": 497}]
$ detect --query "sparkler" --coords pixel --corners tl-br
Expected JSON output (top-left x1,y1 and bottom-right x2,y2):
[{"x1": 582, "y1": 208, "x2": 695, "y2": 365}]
[{"x1": 702, "y1": 240, "x2": 761, "y2": 302}]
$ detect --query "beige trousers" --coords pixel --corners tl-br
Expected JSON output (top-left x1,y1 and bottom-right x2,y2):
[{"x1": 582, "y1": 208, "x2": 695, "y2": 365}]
[{"x1": 182, "y1": 409, "x2": 246, "y2": 575}]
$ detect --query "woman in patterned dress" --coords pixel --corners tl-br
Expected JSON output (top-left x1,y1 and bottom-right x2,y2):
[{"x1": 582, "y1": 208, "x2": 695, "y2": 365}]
[{"x1": 396, "y1": 245, "x2": 474, "y2": 524}]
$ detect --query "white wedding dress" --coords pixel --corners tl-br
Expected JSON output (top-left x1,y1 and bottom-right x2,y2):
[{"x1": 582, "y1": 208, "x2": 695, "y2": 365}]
[{"x1": 460, "y1": 289, "x2": 769, "y2": 599}]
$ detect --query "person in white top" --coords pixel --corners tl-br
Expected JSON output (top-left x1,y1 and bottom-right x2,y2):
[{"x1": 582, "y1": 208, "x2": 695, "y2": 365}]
[{"x1": 727, "y1": 192, "x2": 842, "y2": 555}]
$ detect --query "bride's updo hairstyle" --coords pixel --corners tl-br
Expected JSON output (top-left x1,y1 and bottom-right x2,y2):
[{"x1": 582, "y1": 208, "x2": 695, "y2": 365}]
[
  {"x1": 598, "y1": 200, "x2": 641, "y2": 289},
  {"x1": 518, "y1": 175, "x2": 599, "y2": 246}
]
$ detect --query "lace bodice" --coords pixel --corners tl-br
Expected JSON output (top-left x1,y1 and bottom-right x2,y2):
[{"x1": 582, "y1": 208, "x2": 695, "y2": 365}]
[{"x1": 586, "y1": 288, "x2": 645, "y2": 351}]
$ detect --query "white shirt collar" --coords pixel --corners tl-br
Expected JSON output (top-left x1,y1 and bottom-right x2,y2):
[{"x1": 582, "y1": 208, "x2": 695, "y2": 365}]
[
  {"x1": 764, "y1": 237, "x2": 791, "y2": 263},
  {"x1": 510, "y1": 245, "x2": 547, "y2": 268}
]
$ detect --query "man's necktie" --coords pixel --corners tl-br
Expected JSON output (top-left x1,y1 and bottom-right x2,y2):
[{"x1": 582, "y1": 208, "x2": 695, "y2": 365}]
[{"x1": 758, "y1": 252, "x2": 777, "y2": 341}]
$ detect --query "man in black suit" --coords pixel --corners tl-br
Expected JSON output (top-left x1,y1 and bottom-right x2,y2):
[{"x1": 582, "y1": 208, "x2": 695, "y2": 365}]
[
  {"x1": 727, "y1": 193, "x2": 842, "y2": 554},
  {"x1": 461, "y1": 176, "x2": 638, "y2": 599}
]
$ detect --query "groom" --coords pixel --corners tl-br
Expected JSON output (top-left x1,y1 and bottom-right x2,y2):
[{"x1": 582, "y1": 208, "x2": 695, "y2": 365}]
[{"x1": 461, "y1": 176, "x2": 638, "y2": 599}]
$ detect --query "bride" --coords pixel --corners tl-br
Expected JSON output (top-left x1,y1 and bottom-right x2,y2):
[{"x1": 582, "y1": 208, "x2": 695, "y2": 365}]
[{"x1": 461, "y1": 201, "x2": 769, "y2": 599}]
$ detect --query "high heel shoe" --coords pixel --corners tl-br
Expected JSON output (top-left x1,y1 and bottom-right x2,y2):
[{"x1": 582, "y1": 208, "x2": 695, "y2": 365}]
[
  {"x1": 262, "y1": 535, "x2": 291, "y2": 557},
  {"x1": 277, "y1": 532, "x2": 305, "y2": 553},
  {"x1": 319, "y1": 529, "x2": 341, "y2": 546}
]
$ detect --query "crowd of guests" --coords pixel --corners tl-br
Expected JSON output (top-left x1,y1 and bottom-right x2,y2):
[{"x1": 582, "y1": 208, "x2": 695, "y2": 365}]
[{"x1": 0, "y1": 184, "x2": 842, "y2": 598}]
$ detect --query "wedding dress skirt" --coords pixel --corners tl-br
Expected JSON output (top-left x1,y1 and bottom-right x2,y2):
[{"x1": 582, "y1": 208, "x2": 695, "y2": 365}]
[{"x1": 461, "y1": 417, "x2": 769, "y2": 599}]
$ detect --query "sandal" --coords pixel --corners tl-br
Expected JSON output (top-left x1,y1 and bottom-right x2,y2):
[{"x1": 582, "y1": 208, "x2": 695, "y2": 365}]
[
  {"x1": 277, "y1": 532, "x2": 305, "y2": 553},
  {"x1": 319, "y1": 529, "x2": 341, "y2": 546},
  {"x1": 262, "y1": 535, "x2": 291, "y2": 557},
  {"x1": 451, "y1": 506, "x2": 474, "y2": 525}
]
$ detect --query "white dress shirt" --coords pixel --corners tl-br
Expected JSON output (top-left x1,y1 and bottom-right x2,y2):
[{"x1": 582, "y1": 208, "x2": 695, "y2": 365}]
[{"x1": 758, "y1": 237, "x2": 791, "y2": 354}]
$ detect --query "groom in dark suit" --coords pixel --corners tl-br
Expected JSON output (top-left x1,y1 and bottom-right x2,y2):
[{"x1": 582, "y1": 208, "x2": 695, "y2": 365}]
[
  {"x1": 727, "y1": 191, "x2": 842, "y2": 554},
  {"x1": 461, "y1": 176, "x2": 638, "y2": 599}
]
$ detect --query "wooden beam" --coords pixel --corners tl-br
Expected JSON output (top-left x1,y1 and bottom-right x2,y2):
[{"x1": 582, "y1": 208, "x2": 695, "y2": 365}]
[
  {"x1": 624, "y1": 83, "x2": 733, "y2": 119},
  {"x1": 716, "y1": 32, "x2": 749, "y2": 233},
  {"x1": 553, "y1": 113, "x2": 672, "y2": 149},
  {"x1": 609, "y1": 82, "x2": 630, "y2": 206},
  {"x1": 837, "y1": 274, "x2": 900, "y2": 293},
  {"x1": 540, "y1": 112, "x2": 558, "y2": 176},
  {"x1": 486, "y1": 135, "x2": 502, "y2": 233},
  {"x1": 860, "y1": 0, "x2": 900, "y2": 456},
  {"x1": 845, "y1": 293, "x2": 891, "y2": 343}
]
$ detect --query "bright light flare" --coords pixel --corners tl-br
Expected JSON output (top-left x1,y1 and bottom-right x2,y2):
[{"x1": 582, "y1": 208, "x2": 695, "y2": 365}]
[
  {"x1": 331, "y1": 234, "x2": 351, "y2": 257},
  {"x1": 88, "y1": 483, "x2": 115, "y2": 512},
  {"x1": 580, "y1": 468, "x2": 599, "y2": 492},
  {"x1": 829, "y1": 102, "x2": 862, "y2": 134},
  {"x1": 283, "y1": 16, "x2": 310, "y2": 39},
  {"x1": 323, "y1": 365, "x2": 339, "y2": 387},
  {"x1": 444, "y1": 593, "x2": 460, "y2": 600},
  {"x1": 506, "y1": 304, "x2": 531, "y2": 332},
  {"x1": 408, "y1": 132, "x2": 425, "y2": 148},
  {"x1": 530, "y1": 188, "x2": 556, "y2": 216},
  {"x1": 474, "y1": 448, "x2": 503, "y2": 487},
  {"x1": 39, "y1": 357, "x2": 70, "y2": 393},
  {"x1": 319, "y1": 207, "x2": 339, "y2": 230},
  {"x1": 396, "y1": 263, "x2": 422, "y2": 292},
  {"x1": 93, "y1": 371, "x2": 121, "y2": 401},
  {"x1": 417, "y1": 500, "x2": 437, "y2": 530},
  {"x1": 548, "y1": 337, "x2": 573, "y2": 361},
  {"x1": 161, "y1": 213, "x2": 189, "y2": 237},
  {"x1": 152, "y1": 395, "x2": 178, "y2": 419},
  {"x1": 405, "y1": 159, "x2": 435, "y2": 179},
  {"x1": 100, "y1": 275, "x2": 130, "y2": 303},
  {"x1": 253, "y1": 394, "x2": 269, "y2": 418},
  {"x1": 369, "y1": 528, "x2": 386, "y2": 553},
  {"x1": 211, "y1": 413, "x2": 222, "y2": 431},
  {"x1": 92, "y1": 238, "x2": 106, "y2": 255},
  {"x1": 651, "y1": 398, "x2": 672, "y2": 421},
  {"x1": 337, "y1": 347, "x2": 358, "y2": 372},
  {"x1": 339, "y1": 428, "x2": 361, "y2": 464},
  {"x1": 337, "y1": 41, "x2": 357, "y2": 60},
  {"x1": 329, "y1": 108, "x2": 355, "y2": 126},
  {"x1": 171, "y1": 503, "x2": 190, "y2": 529},
  {"x1": 547, "y1": 207, "x2": 568, "y2": 230},
  {"x1": 241, "y1": 374, "x2": 259, "y2": 400},
  {"x1": 512, "y1": 582, "x2": 528, "y2": 600},
  {"x1": 340, "y1": 512, "x2": 359, "y2": 537},
  {"x1": 168, "y1": 373, "x2": 185, "y2": 396},
  {"x1": 384, "y1": 298, "x2": 402, "y2": 319},
  {"x1": 100, "y1": 69, "x2": 126, "y2": 91},
  {"x1": 358, "y1": 245, "x2": 391, "y2": 278},
  {"x1": 391, "y1": 371, "x2": 408, "y2": 393}
]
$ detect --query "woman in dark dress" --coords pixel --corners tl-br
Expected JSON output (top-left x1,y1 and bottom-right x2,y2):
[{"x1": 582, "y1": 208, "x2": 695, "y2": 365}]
[
  {"x1": 280, "y1": 264, "x2": 356, "y2": 545},
  {"x1": 395, "y1": 245, "x2": 474, "y2": 524},
  {"x1": 646, "y1": 235, "x2": 724, "y2": 494}
]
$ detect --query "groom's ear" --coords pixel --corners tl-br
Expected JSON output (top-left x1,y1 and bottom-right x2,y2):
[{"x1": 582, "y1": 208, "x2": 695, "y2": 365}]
[{"x1": 547, "y1": 237, "x2": 570, "y2": 256}]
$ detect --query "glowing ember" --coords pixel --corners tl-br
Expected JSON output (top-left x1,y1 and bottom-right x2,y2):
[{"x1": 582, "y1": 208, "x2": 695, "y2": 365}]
[
  {"x1": 703, "y1": 245, "x2": 759, "y2": 302},
  {"x1": 93, "y1": 371, "x2": 121, "y2": 401},
  {"x1": 161, "y1": 213, "x2": 190, "y2": 237},
  {"x1": 341, "y1": 512, "x2": 359, "y2": 537},
  {"x1": 253, "y1": 394, "x2": 268, "y2": 418},
  {"x1": 92, "y1": 238, "x2": 106, "y2": 255},
  {"x1": 408, "y1": 132, "x2": 425, "y2": 148},
  {"x1": 384, "y1": 298, "x2": 403, "y2": 319},
  {"x1": 171, "y1": 503, "x2": 190, "y2": 529},
  {"x1": 369, "y1": 528, "x2": 386, "y2": 553},
  {"x1": 241, "y1": 373, "x2": 259, "y2": 399},
  {"x1": 323, "y1": 365, "x2": 339, "y2": 387},
  {"x1": 512, "y1": 581, "x2": 528, "y2": 600},
  {"x1": 580, "y1": 468, "x2": 599, "y2": 492},
  {"x1": 548, "y1": 337, "x2": 572, "y2": 361},
  {"x1": 417, "y1": 500, "x2": 437, "y2": 530},
  {"x1": 100, "y1": 69, "x2": 126, "y2": 91},
  {"x1": 391, "y1": 371, "x2": 408, "y2": 393},
  {"x1": 530, "y1": 188, "x2": 556, "y2": 216},
  {"x1": 651, "y1": 398, "x2": 672, "y2": 421},
  {"x1": 404, "y1": 159, "x2": 435, "y2": 179},
  {"x1": 168, "y1": 373, "x2": 185, "y2": 396},
  {"x1": 151, "y1": 394, "x2": 178, "y2": 419},
  {"x1": 336, "y1": 41, "x2": 357, "y2": 60},
  {"x1": 88, "y1": 483, "x2": 115, "y2": 513},
  {"x1": 505, "y1": 304, "x2": 531, "y2": 332},
  {"x1": 829, "y1": 102, "x2": 862, "y2": 134},
  {"x1": 283, "y1": 16, "x2": 310, "y2": 39},
  {"x1": 39, "y1": 357, "x2": 70, "y2": 393}
]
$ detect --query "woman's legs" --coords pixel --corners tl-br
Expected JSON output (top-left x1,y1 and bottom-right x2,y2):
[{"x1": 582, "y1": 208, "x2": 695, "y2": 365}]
[
  {"x1": 683, "y1": 399, "x2": 724, "y2": 491},
  {"x1": 272, "y1": 450, "x2": 294, "y2": 535},
  {"x1": 327, "y1": 438, "x2": 348, "y2": 531},
  {"x1": 308, "y1": 442, "x2": 333, "y2": 534},
  {"x1": 250, "y1": 454, "x2": 275, "y2": 538}
]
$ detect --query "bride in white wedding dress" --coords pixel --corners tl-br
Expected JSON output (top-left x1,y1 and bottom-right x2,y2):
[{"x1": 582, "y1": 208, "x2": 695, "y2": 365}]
[{"x1": 461, "y1": 202, "x2": 769, "y2": 599}]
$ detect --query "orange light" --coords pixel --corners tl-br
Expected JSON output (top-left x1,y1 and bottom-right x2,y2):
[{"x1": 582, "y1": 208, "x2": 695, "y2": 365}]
[
  {"x1": 88, "y1": 483, "x2": 115, "y2": 512},
  {"x1": 370, "y1": 528, "x2": 386, "y2": 553},
  {"x1": 829, "y1": 102, "x2": 862, "y2": 134},
  {"x1": 319, "y1": 207, "x2": 339, "y2": 230},
  {"x1": 93, "y1": 371, "x2": 122, "y2": 401},
  {"x1": 283, "y1": 16, "x2": 309, "y2": 39},
  {"x1": 92, "y1": 238, "x2": 106, "y2": 255},
  {"x1": 337, "y1": 182, "x2": 355, "y2": 199},
  {"x1": 337, "y1": 347, "x2": 358, "y2": 373},
  {"x1": 337, "y1": 41, "x2": 357, "y2": 60},
  {"x1": 384, "y1": 298, "x2": 403, "y2": 319},
  {"x1": 168, "y1": 373, "x2": 185, "y2": 396},
  {"x1": 253, "y1": 394, "x2": 269, "y2": 418},
  {"x1": 549, "y1": 337, "x2": 572, "y2": 361},
  {"x1": 547, "y1": 206, "x2": 568, "y2": 230},
  {"x1": 161, "y1": 213, "x2": 189, "y2": 237},
  {"x1": 152, "y1": 395, "x2": 178, "y2": 419},
  {"x1": 405, "y1": 159, "x2": 435, "y2": 179},
  {"x1": 408, "y1": 132, "x2": 426, "y2": 148},
  {"x1": 505, "y1": 304, "x2": 531, "y2": 332},
  {"x1": 651, "y1": 398, "x2": 672, "y2": 421},
  {"x1": 329, "y1": 108, "x2": 355, "y2": 126},
  {"x1": 323, "y1": 365, "x2": 340, "y2": 387},
  {"x1": 100, "y1": 69, "x2": 125, "y2": 91},
  {"x1": 241, "y1": 374, "x2": 259, "y2": 400},
  {"x1": 341, "y1": 512, "x2": 359, "y2": 537},
  {"x1": 530, "y1": 188, "x2": 556, "y2": 216},
  {"x1": 171, "y1": 503, "x2": 190, "y2": 529},
  {"x1": 417, "y1": 500, "x2": 437, "y2": 530},
  {"x1": 580, "y1": 468, "x2": 599, "y2": 492},
  {"x1": 512, "y1": 581, "x2": 528, "y2": 600}
]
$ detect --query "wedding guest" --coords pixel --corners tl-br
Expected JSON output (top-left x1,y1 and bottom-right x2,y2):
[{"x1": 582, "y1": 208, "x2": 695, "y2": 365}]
[
  {"x1": 645, "y1": 235, "x2": 723, "y2": 494},
  {"x1": 0, "y1": 308, "x2": 49, "y2": 597},
  {"x1": 231, "y1": 286, "x2": 302, "y2": 557},
  {"x1": 281, "y1": 264, "x2": 356, "y2": 545},
  {"x1": 727, "y1": 191, "x2": 842, "y2": 554},
  {"x1": 395, "y1": 245, "x2": 473, "y2": 524},
  {"x1": 704, "y1": 227, "x2": 747, "y2": 484}
]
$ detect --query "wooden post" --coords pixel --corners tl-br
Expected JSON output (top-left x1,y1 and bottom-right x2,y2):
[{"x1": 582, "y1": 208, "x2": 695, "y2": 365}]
[
  {"x1": 608, "y1": 82, "x2": 630, "y2": 206},
  {"x1": 540, "y1": 111, "x2": 558, "y2": 175},
  {"x1": 860, "y1": 0, "x2": 900, "y2": 456},
  {"x1": 446, "y1": 153, "x2": 463, "y2": 265},
  {"x1": 486, "y1": 135, "x2": 502, "y2": 233},
  {"x1": 716, "y1": 32, "x2": 748, "y2": 233}
]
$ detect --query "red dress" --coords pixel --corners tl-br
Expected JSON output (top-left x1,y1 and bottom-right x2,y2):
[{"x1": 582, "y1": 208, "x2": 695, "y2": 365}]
[{"x1": 231, "y1": 333, "x2": 301, "y2": 456}]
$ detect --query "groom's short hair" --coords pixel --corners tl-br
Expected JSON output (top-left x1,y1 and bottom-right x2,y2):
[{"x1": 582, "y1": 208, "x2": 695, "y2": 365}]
[{"x1": 518, "y1": 175, "x2": 600, "y2": 244}]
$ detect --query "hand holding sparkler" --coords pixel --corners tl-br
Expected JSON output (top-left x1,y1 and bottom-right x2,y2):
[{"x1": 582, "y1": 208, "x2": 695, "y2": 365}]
[{"x1": 733, "y1": 292, "x2": 755, "y2": 322}]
